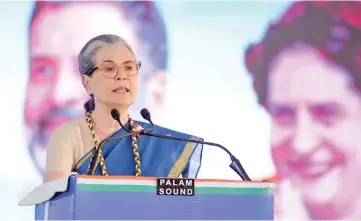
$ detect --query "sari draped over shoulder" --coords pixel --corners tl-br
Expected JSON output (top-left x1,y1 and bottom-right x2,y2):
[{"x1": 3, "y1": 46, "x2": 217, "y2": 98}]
[{"x1": 73, "y1": 121, "x2": 203, "y2": 178}]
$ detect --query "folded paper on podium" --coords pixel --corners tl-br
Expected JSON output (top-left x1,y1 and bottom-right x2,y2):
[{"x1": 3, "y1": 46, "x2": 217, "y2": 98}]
[{"x1": 20, "y1": 174, "x2": 275, "y2": 220}]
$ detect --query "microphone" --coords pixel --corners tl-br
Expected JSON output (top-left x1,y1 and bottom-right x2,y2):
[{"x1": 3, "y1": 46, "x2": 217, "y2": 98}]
[
  {"x1": 87, "y1": 109, "x2": 152, "y2": 175},
  {"x1": 111, "y1": 109, "x2": 132, "y2": 133},
  {"x1": 139, "y1": 108, "x2": 251, "y2": 181},
  {"x1": 140, "y1": 108, "x2": 153, "y2": 126}
]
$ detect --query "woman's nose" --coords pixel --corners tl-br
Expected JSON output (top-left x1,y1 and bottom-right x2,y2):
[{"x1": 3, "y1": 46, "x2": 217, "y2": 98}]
[
  {"x1": 292, "y1": 110, "x2": 320, "y2": 154},
  {"x1": 115, "y1": 68, "x2": 127, "y2": 80},
  {"x1": 116, "y1": 76, "x2": 127, "y2": 80}
]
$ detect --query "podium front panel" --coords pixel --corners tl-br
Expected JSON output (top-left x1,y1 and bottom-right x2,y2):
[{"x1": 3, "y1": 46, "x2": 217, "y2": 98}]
[{"x1": 36, "y1": 175, "x2": 274, "y2": 220}]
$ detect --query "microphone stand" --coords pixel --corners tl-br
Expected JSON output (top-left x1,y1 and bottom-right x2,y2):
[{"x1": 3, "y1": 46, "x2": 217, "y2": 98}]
[
  {"x1": 140, "y1": 131, "x2": 251, "y2": 181},
  {"x1": 111, "y1": 108, "x2": 251, "y2": 181}
]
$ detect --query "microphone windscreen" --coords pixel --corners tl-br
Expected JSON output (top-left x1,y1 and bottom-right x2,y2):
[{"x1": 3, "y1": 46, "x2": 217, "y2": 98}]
[
  {"x1": 140, "y1": 108, "x2": 151, "y2": 121},
  {"x1": 111, "y1": 109, "x2": 120, "y2": 121}
]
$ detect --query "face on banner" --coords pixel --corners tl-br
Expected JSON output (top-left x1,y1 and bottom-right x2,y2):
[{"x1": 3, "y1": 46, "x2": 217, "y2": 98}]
[
  {"x1": 24, "y1": 2, "x2": 167, "y2": 173},
  {"x1": 244, "y1": 1, "x2": 361, "y2": 219},
  {"x1": 269, "y1": 45, "x2": 361, "y2": 213}
]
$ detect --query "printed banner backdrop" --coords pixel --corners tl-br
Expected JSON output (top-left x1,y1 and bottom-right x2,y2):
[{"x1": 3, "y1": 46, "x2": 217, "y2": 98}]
[{"x1": 0, "y1": 1, "x2": 360, "y2": 220}]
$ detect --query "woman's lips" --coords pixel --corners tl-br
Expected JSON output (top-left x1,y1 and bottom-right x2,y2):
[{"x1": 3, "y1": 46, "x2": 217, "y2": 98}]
[
  {"x1": 289, "y1": 161, "x2": 337, "y2": 180},
  {"x1": 112, "y1": 86, "x2": 129, "y2": 93},
  {"x1": 278, "y1": 144, "x2": 347, "y2": 181}
]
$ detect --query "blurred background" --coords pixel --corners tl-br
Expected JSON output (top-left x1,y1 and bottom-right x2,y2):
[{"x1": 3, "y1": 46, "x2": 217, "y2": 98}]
[{"x1": 1, "y1": 0, "x2": 361, "y2": 220}]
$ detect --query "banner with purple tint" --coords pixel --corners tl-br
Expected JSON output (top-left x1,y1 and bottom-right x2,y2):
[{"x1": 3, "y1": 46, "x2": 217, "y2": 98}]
[{"x1": 35, "y1": 175, "x2": 274, "y2": 220}]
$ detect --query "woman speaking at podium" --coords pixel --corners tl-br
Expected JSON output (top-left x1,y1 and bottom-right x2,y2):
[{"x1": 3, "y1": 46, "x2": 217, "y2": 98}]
[{"x1": 43, "y1": 34, "x2": 203, "y2": 183}]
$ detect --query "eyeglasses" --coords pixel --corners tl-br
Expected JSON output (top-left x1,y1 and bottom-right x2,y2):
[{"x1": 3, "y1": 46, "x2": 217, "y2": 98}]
[{"x1": 85, "y1": 60, "x2": 141, "y2": 78}]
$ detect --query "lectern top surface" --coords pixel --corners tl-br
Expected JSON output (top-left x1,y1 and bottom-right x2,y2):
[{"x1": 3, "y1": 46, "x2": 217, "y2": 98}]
[{"x1": 78, "y1": 175, "x2": 273, "y2": 184}]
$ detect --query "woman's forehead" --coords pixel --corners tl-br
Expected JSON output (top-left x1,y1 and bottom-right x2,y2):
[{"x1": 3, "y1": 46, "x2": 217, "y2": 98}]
[
  {"x1": 95, "y1": 44, "x2": 135, "y2": 64},
  {"x1": 99, "y1": 60, "x2": 136, "y2": 65}
]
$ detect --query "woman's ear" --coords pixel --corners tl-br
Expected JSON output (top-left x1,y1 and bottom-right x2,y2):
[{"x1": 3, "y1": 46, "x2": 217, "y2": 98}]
[{"x1": 82, "y1": 75, "x2": 91, "y2": 93}]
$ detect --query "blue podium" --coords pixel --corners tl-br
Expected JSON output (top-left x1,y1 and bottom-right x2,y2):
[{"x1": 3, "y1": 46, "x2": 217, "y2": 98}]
[{"x1": 21, "y1": 174, "x2": 274, "y2": 220}]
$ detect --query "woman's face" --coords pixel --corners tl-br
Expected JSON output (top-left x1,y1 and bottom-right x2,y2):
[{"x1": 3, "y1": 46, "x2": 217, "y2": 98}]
[
  {"x1": 83, "y1": 44, "x2": 139, "y2": 109},
  {"x1": 268, "y1": 45, "x2": 361, "y2": 215}
]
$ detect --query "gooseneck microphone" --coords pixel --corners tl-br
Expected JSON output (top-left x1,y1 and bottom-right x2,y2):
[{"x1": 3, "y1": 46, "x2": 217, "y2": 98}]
[
  {"x1": 87, "y1": 109, "x2": 152, "y2": 175},
  {"x1": 111, "y1": 109, "x2": 133, "y2": 133},
  {"x1": 93, "y1": 108, "x2": 251, "y2": 181},
  {"x1": 139, "y1": 108, "x2": 251, "y2": 181},
  {"x1": 140, "y1": 108, "x2": 153, "y2": 126}
]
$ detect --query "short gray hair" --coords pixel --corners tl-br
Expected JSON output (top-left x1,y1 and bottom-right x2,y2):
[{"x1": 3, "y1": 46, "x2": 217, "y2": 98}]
[{"x1": 78, "y1": 34, "x2": 135, "y2": 75}]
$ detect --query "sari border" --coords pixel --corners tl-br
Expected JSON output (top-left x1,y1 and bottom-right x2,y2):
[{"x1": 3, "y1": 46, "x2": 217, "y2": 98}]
[
  {"x1": 182, "y1": 139, "x2": 203, "y2": 178},
  {"x1": 167, "y1": 136, "x2": 200, "y2": 178}
]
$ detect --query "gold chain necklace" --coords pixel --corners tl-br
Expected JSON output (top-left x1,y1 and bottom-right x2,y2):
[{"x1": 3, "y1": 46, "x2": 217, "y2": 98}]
[{"x1": 85, "y1": 111, "x2": 141, "y2": 176}]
